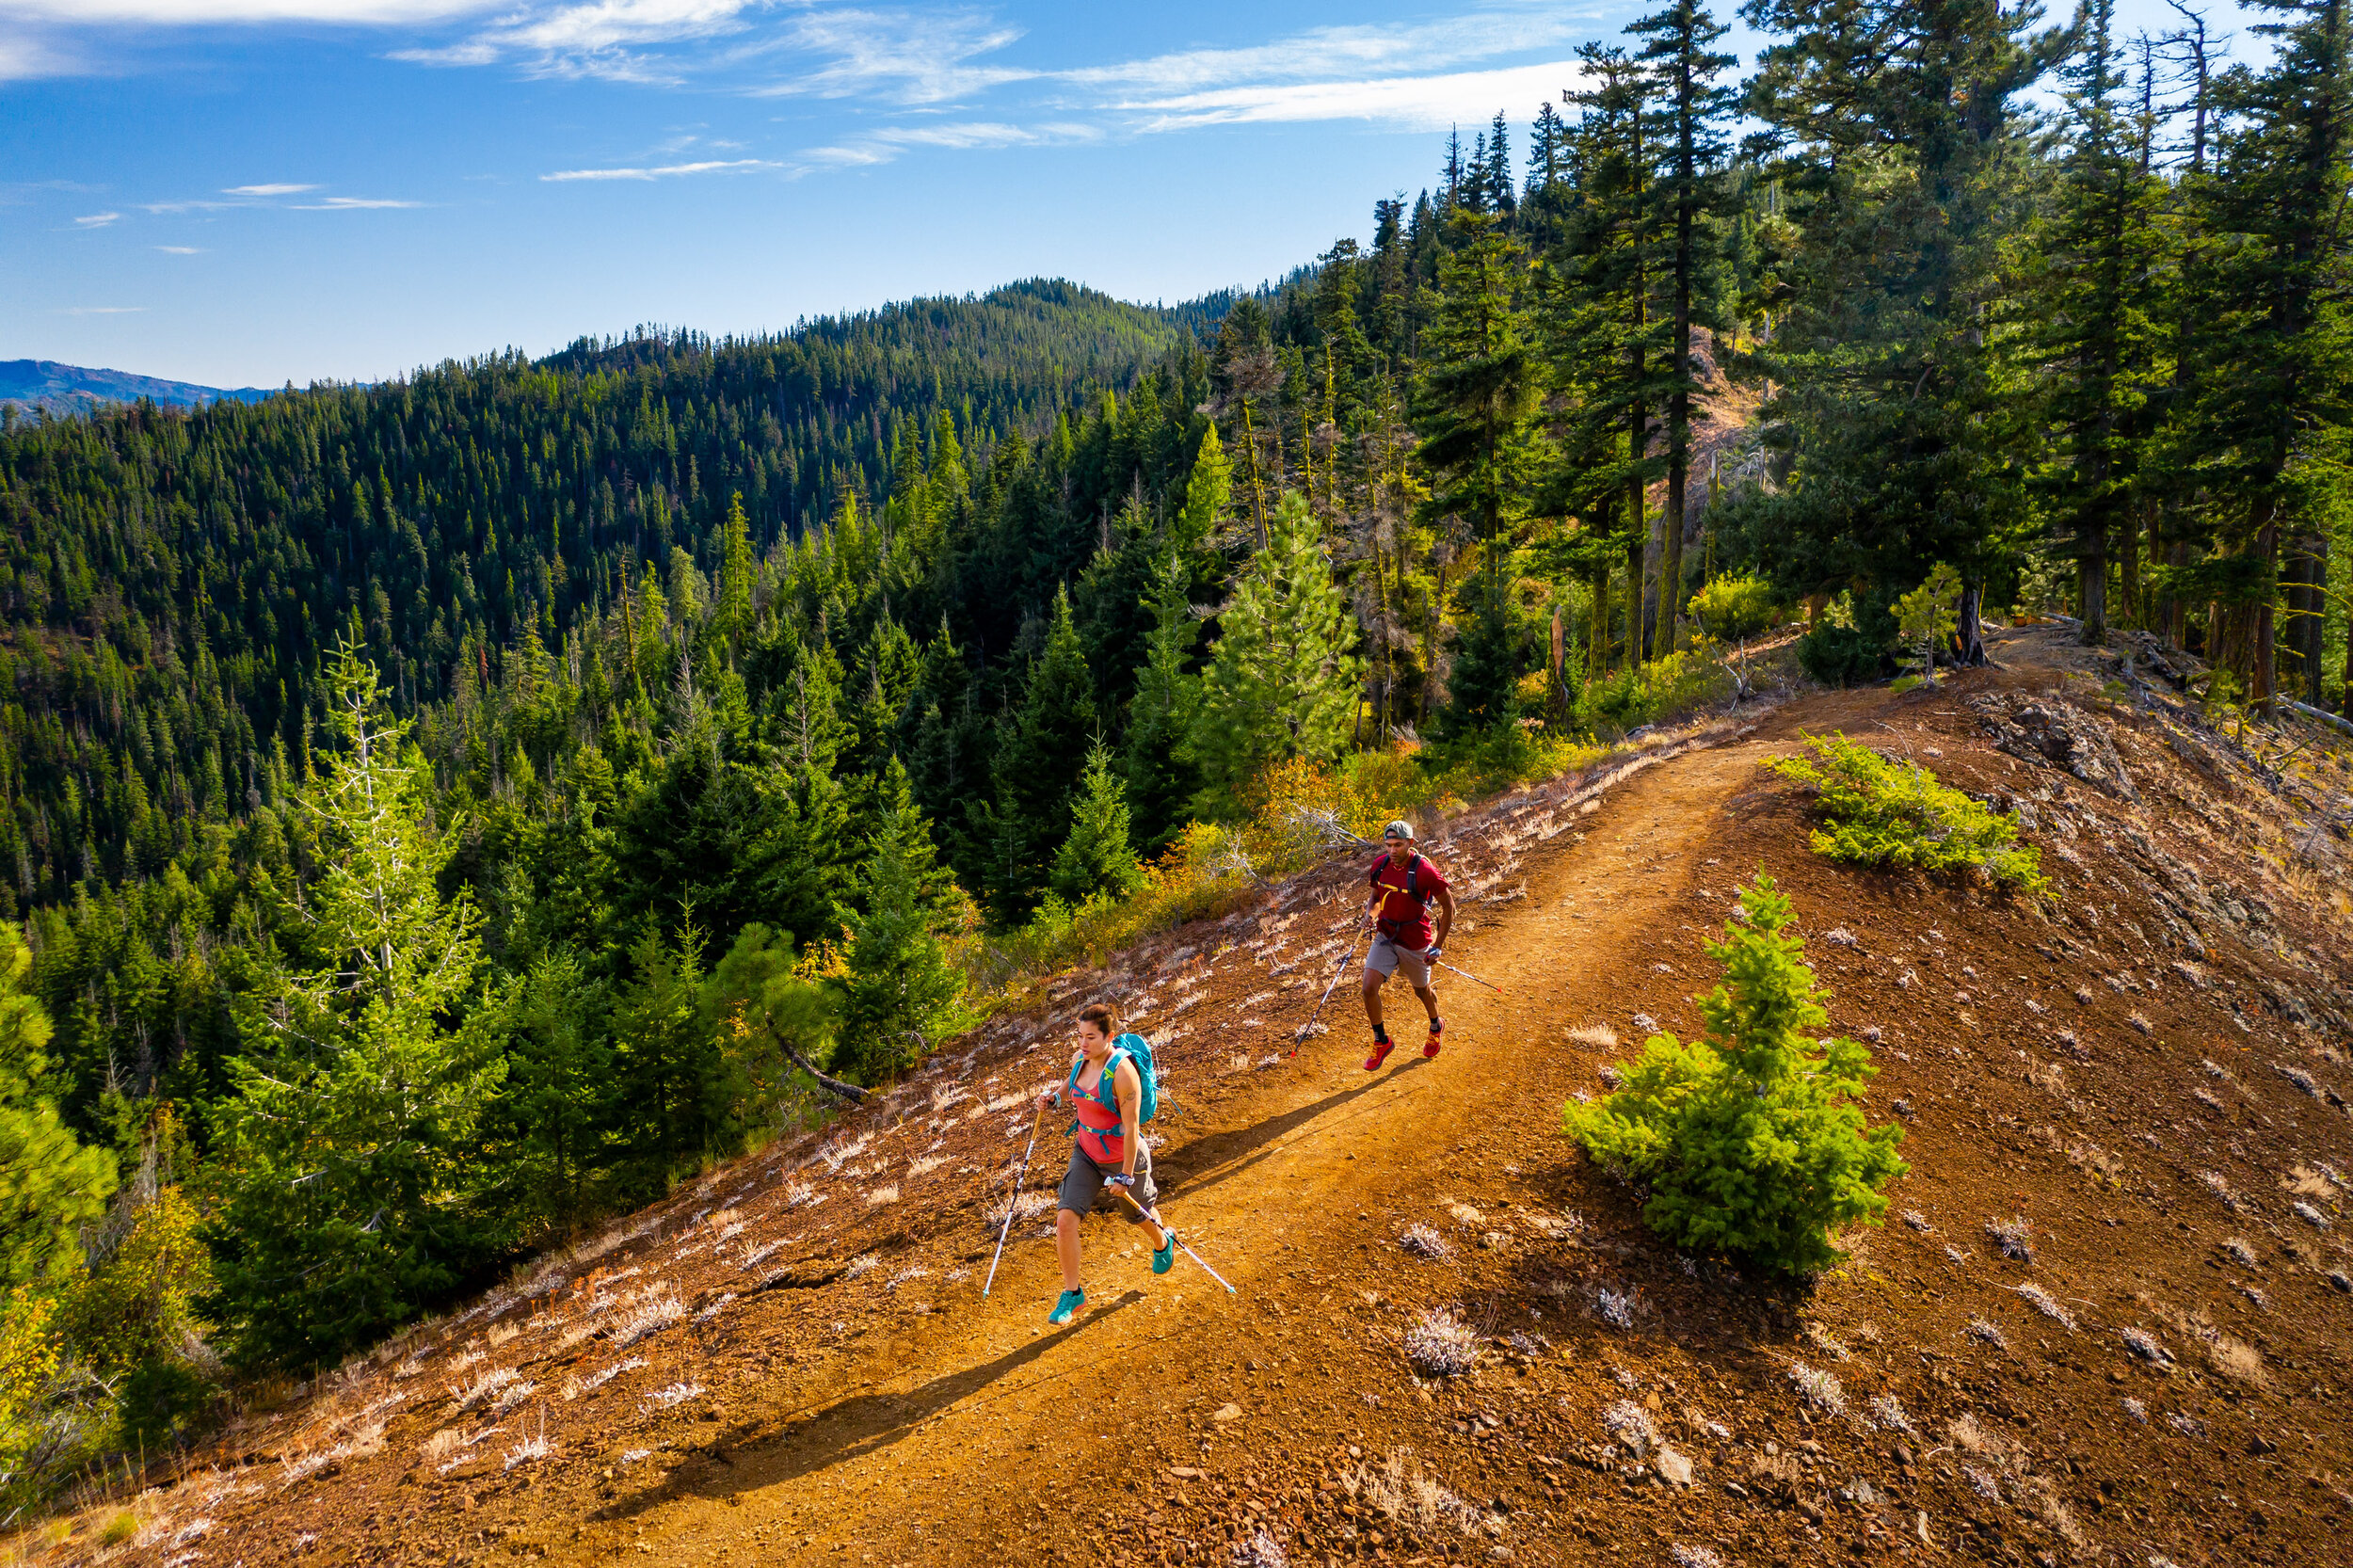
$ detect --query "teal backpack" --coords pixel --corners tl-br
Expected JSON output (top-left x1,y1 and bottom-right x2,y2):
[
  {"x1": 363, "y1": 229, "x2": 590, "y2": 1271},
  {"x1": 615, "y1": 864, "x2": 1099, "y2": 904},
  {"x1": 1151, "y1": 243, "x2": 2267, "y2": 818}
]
[{"x1": 1070, "y1": 1031, "x2": 1160, "y2": 1127}]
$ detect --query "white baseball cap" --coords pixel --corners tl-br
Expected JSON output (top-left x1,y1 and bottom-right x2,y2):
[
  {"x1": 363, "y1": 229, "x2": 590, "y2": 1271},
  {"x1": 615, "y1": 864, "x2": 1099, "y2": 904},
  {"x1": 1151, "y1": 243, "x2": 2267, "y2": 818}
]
[{"x1": 1383, "y1": 820, "x2": 1415, "y2": 841}]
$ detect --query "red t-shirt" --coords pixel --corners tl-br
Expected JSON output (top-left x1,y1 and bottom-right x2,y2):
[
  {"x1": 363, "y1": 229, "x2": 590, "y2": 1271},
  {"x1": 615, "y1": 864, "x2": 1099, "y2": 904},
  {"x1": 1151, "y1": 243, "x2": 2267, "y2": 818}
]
[{"x1": 1368, "y1": 853, "x2": 1449, "y2": 948}]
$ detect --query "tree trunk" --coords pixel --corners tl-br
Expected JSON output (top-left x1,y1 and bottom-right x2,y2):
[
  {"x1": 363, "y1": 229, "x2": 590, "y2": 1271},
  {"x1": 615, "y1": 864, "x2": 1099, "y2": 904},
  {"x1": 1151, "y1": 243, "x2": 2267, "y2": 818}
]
[
  {"x1": 2152, "y1": 507, "x2": 2180, "y2": 648},
  {"x1": 1663, "y1": 148, "x2": 1693, "y2": 659},
  {"x1": 1591, "y1": 562, "x2": 1611, "y2": 680},
  {"x1": 2343, "y1": 578, "x2": 2353, "y2": 719},
  {"x1": 1423, "y1": 552, "x2": 1445, "y2": 730},
  {"x1": 2253, "y1": 516, "x2": 2279, "y2": 718},
  {"x1": 1624, "y1": 536, "x2": 1644, "y2": 674},
  {"x1": 2119, "y1": 504, "x2": 2142, "y2": 629},
  {"x1": 2078, "y1": 540, "x2": 2107, "y2": 648},
  {"x1": 2297, "y1": 533, "x2": 2329, "y2": 707},
  {"x1": 1239, "y1": 399, "x2": 1269, "y2": 549},
  {"x1": 1628, "y1": 108, "x2": 1650, "y2": 666},
  {"x1": 1956, "y1": 580, "x2": 1989, "y2": 666},
  {"x1": 1372, "y1": 533, "x2": 1393, "y2": 740}
]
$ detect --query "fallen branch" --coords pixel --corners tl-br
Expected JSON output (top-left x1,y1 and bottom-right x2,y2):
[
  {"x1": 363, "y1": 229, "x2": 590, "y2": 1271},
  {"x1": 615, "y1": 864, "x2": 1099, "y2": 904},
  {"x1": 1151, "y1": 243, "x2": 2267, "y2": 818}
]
[
  {"x1": 2285, "y1": 697, "x2": 2353, "y2": 740},
  {"x1": 780, "y1": 1043, "x2": 869, "y2": 1103}
]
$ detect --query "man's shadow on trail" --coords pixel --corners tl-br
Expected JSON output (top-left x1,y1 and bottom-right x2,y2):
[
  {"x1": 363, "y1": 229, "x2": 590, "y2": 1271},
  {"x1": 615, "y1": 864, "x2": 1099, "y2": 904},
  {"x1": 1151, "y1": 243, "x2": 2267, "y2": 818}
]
[
  {"x1": 592, "y1": 1292, "x2": 1145, "y2": 1522},
  {"x1": 1153, "y1": 1053, "x2": 1434, "y2": 1207}
]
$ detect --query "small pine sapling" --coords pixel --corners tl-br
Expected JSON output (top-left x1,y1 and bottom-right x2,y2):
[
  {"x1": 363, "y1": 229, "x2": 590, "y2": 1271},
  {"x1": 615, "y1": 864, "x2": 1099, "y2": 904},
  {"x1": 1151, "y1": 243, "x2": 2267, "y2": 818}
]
[
  {"x1": 1890, "y1": 563, "x2": 1961, "y2": 687},
  {"x1": 1563, "y1": 874, "x2": 1909, "y2": 1276}
]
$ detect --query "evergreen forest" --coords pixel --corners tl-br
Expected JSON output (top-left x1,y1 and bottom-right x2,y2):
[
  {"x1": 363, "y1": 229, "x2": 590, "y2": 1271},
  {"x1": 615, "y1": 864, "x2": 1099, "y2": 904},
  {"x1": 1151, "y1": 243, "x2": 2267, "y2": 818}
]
[{"x1": 2, "y1": 0, "x2": 2349, "y2": 1508}]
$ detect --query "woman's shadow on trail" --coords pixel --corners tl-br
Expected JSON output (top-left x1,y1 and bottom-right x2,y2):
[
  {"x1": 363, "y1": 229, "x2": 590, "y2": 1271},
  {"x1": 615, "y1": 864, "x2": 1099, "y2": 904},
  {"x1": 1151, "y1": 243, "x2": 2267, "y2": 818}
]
[
  {"x1": 591, "y1": 1056, "x2": 1432, "y2": 1523},
  {"x1": 591, "y1": 1291, "x2": 1146, "y2": 1523}
]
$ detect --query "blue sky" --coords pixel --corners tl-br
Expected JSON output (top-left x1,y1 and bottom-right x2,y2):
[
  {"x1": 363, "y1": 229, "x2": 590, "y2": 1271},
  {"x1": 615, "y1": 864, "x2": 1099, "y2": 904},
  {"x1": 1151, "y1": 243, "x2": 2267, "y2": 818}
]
[{"x1": 3, "y1": 0, "x2": 2257, "y2": 389}]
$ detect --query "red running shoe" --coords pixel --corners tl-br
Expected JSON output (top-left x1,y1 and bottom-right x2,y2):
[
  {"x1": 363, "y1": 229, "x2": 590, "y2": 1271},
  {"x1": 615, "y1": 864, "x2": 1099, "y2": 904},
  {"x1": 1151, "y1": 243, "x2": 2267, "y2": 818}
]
[
  {"x1": 1364, "y1": 1036, "x2": 1396, "y2": 1072},
  {"x1": 1423, "y1": 1017, "x2": 1444, "y2": 1058}
]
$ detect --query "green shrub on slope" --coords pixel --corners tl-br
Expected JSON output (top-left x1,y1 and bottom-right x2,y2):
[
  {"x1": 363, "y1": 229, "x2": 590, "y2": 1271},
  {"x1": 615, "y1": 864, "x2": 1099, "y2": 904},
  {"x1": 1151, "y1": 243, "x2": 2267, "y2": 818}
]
[
  {"x1": 1688, "y1": 574, "x2": 1785, "y2": 641},
  {"x1": 1767, "y1": 731, "x2": 2049, "y2": 895}
]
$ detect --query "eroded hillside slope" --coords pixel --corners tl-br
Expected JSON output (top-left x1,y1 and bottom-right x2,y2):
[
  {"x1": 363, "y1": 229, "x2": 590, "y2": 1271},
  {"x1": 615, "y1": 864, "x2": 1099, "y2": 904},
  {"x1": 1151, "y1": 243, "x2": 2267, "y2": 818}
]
[{"x1": 12, "y1": 622, "x2": 2353, "y2": 1568}]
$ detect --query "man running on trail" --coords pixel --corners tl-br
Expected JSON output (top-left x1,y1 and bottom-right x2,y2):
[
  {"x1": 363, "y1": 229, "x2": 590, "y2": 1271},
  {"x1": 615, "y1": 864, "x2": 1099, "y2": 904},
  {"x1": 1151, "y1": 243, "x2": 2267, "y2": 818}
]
[
  {"x1": 1362, "y1": 819, "x2": 1455, "y2": 1072},
  {"x1": 1033, "y1": 1002, "x2": 1176, "y2": 1324}
]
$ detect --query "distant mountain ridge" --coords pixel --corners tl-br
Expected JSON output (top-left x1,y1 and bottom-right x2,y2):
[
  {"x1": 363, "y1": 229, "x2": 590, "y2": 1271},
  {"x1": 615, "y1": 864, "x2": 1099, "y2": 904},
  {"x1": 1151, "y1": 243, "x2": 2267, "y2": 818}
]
[{"x1": 0, "y1": 358, "x2": 273, "y2": 414}]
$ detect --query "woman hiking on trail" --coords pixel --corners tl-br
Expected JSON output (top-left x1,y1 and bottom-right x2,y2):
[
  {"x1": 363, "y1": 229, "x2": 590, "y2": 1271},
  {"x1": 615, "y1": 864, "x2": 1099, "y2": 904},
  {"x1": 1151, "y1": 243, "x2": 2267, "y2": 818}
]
[
  {"x1": 1362, "y1": 819, "x2": 1456, "y2": 1072},
  {"x1": 1034, "y1": 1002, "x2": 1177, "y2": 1324}
]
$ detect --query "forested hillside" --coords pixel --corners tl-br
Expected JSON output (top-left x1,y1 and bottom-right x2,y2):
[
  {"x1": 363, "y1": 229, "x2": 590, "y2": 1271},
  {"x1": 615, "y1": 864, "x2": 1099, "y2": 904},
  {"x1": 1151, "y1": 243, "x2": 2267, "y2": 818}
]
[{"x1": 2, "y1": 0, "x2": 2349, "y2": 1518}]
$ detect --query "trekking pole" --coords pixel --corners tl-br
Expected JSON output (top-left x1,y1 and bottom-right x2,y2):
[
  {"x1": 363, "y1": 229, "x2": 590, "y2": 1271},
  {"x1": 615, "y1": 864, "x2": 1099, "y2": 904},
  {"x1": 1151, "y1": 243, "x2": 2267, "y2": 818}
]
[
  {"x1": 1289, "y1": 935, "x2": 1364, "y2": 1055},
  {"x1": 1432, "y1": 956, "x2": 1506, "y2": 994},
  {"x1": 1109, "y1": 1187, "x2": 1238, "y2": 1295},
  {"x1": 983, "y1": 1103, "x2": 1046, "y2": 1300}
]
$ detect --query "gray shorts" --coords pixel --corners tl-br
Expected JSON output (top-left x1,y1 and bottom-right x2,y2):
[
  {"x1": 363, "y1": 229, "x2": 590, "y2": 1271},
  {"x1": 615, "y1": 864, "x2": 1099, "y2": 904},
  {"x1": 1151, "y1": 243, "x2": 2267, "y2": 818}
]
[
  {"x1": 1057, "y1": 1141, "x2": 1159, "y2": 1222},
  {"x1": 1365, "y1": 935, "x2": 1431, "y2": 989}
]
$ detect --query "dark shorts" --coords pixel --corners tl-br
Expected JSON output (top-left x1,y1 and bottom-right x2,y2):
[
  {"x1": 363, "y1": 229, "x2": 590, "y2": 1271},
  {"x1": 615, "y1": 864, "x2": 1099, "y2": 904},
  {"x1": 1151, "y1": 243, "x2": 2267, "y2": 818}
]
[{"x1": 1057, "y1": 1142, "x2": 1159, "y2": 1222}]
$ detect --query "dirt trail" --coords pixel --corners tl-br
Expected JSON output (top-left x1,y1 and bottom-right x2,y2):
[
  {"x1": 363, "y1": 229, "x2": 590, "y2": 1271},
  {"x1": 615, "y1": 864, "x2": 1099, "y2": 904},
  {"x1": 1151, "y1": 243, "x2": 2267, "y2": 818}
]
[
  {"x1": 551, "y1": 701, "x2": 1852, "y2": 1565},
  {"x1": 27, "y1": 626, "x2": 2353, "y2": 1568}
]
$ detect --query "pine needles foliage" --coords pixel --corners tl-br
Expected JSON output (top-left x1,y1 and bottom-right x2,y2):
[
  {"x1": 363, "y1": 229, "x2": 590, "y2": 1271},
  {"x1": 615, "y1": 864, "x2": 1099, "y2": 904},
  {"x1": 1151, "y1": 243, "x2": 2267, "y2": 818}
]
[{"x1": 1563, "y1": 874, "x2": 1907, "y2": 1276}]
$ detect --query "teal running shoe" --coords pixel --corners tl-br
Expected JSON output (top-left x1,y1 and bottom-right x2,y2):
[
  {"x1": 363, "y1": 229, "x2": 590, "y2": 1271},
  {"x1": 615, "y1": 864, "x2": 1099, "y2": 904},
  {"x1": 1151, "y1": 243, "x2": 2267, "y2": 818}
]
[
  {"x1": 1152, "y1": 1230, "x2": 1177, "y2": 1275},
  {"x1": 1048, "y1": 1288, "x2": 1086, "y2": 1325}
]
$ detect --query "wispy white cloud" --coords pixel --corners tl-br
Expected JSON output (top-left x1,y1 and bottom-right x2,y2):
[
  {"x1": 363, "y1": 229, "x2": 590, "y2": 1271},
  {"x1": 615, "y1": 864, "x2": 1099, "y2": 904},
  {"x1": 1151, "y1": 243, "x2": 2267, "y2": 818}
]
[
  {"x1": 1064, "y1": 12, "x2": 1595, "y2": 94},
  {"x1": 0, "y1": 25, "x2": 80, "y2": 78},
  {"x1": 0, "y1": 2, "x2": 496, "y2": 21},
  {"x1": 799, "y1": 119, "x2": 1094, "y2": 169},
  {"x1": 58, "y1": 304, "x2": 146, "y2": 313},
  {"x1": 758, "y1": 6, "x2": 1031, "y2": 104},
  {"x1": 144, "y1": 186, "x2": 414, "y2": 211},
  {"x1": 392, "y1": 0, "x2": 769, "y2": 83},
  {"x1": 155, "y1": 244, "x2": 204, "y2": 252},
  {"x1": 73, "y1": 210, "x2": 121, "y2": 226},
  {"x1": 541, "y1": 155, "x2": 776, "y2": 181},
  {"x1": 1126, "y1": 59, "x2": 1589, "y2": 134}
]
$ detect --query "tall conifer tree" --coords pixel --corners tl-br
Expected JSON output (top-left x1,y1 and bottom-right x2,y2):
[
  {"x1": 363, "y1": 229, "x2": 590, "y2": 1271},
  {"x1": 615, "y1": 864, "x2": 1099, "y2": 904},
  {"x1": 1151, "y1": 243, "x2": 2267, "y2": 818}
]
[
  {"x1": 1631, "y1": 0, "x2": 1738, "y2": 649},
  {"x1": 1195, "y1": 494, "x2": 1364, "y2": 789}
]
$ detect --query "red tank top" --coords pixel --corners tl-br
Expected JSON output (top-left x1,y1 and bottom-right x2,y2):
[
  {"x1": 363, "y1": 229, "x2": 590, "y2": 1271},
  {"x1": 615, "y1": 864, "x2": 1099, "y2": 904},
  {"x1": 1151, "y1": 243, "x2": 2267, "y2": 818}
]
[{"x1": 1069, "y1": 1054, "x2": 1127, "y2": 1164}]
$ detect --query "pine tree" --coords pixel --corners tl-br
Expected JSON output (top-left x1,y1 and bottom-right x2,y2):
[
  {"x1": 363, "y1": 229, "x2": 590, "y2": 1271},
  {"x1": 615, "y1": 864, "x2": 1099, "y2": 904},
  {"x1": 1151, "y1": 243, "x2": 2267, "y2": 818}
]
[
  {"x1": 1416, "y1": 209, "x2": 1537, "y2": 568},
  {"x1": 1123, "y1": 552, "x2": 1203, "y2": 856},
  {"x1": 716, "y1": 490, "x2": 756, "y2": 659},
  {"x1": 2033, "y1": 0, "x2": 2170, "y2": 647},
  {"x1": 1194, "y1": 492, "x2": 1364, "y2": 790},
  {"x1": 835, "y1": 767, "x2": 964, "y2": 1084},
  {"x1": 1630, "y1": 0, "x2": 1738, "y2": 649},
  {"x1": 205, "y1": 645, "x2": 505, "y2": 1370},
  {"x1": 1741, "y1": 0, "x2": 2065, "y2": 659},
  {"x1": 1545, "y1": 43, "x2": 1670, "y2": 665},
  {"x1": 2172, "y1": 0, "x2": 2353, "y2": 711},
  {"x1": 989, "y1": 586, "x2": 1096, "y2": 917},
  {"x1": 1049, "y1": 745, "x2": 1145, "y2": 907},
  {"x1": 0, "y1": 922, "x2": 113, "y2": 1289},
  {"x1": 1176, "y1": 423, "x2": 1233, "y2": 555},
  {"x1": 490, "y1": 948, "x2": 614, "y2": 1234},
  {"x1": 1563, "y1": 873, "x2": 1907, "y2": 1274},
  {"x1": 607, "y1": 923, "x2": 717, "y2": 1186}
]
